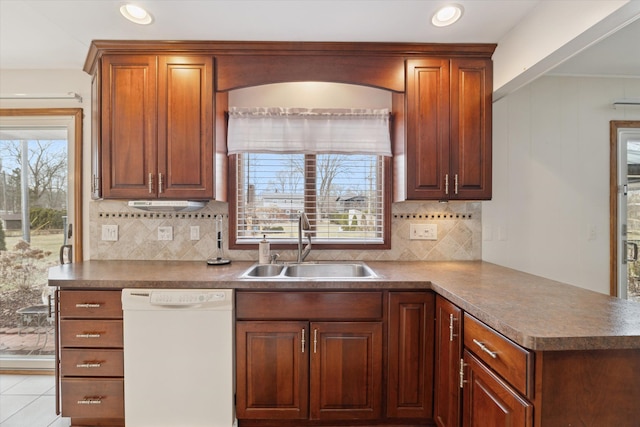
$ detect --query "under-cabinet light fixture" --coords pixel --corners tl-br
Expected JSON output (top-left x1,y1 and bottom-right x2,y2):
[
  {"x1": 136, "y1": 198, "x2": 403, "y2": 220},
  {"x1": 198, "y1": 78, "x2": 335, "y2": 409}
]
[
  {"x1": 432, "y1": 4, "x2": 464, "y2": 27},
  {"x1": 0, "y1": 92, "x2": 83, "y2": 102},
  {"x1": 120, "y1": 4, "x2": 153, "y2": 25},
  {"x1": 613, "y1": 98, "x2": 640, "y2": 108}
]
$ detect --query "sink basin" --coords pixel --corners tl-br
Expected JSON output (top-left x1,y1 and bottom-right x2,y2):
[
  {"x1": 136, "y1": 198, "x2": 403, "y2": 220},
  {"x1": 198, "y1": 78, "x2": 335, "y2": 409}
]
[
  {"x1": 283, "y1": 263, "x2": 377, "y2": 278},
  {"x1": 242, "y1": 264, "x2": 285, "y2": 277},
  {"x1": 239, "y1": 262, "x2": 378, "y2": 280}
]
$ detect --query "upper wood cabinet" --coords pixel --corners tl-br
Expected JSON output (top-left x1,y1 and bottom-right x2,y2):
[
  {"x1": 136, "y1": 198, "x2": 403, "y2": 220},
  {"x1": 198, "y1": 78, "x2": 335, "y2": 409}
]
[
  {"x1": 97, "y1": 54, "x2": 214, "y2": 199},
  {"x1": 406, "y1": 58, "x2": 492, "y2": 200}
]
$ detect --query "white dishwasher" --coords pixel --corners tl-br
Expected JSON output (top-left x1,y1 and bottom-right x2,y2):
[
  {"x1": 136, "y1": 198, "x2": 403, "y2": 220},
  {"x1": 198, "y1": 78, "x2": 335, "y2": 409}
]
[{"x1": 122, "y1": 289, "x2": 235, "y2": 427}]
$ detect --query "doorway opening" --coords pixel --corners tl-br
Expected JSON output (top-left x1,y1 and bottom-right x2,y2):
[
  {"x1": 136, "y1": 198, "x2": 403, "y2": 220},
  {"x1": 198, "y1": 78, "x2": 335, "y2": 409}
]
[
  {"x1": 0, "y1": 108, "x2": 82, "y2": 370},
  {"x1": 611, "y1": 120, "x2": 640, "y2": 301}
]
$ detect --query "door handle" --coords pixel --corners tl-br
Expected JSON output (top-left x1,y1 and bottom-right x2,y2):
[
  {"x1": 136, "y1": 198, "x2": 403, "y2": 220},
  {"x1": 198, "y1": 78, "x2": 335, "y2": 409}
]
[{"x1": 627, "y1": 241, "x2": 638, "y2": 262}]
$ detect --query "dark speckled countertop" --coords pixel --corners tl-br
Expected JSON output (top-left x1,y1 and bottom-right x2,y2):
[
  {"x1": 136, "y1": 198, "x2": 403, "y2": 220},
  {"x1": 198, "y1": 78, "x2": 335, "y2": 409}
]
[{"x1": 48, "y1": 260, "x2": 640, "y2": 352}]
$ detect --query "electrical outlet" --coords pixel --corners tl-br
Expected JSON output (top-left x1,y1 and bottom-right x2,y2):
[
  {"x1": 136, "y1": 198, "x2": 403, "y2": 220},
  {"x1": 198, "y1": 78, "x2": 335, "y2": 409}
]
[
  {"x1": 190, "y1": 226, "x2": 200, "y2": 241},
  {"x1": 158, "y1": 226, "x2": 173, "y2": 241},
  {"x1": 101, "y1": 225, "x2": 118, "y2": 241},
  {"x1": 410, "y1": 223, "x2": 437, "y2": 240}
]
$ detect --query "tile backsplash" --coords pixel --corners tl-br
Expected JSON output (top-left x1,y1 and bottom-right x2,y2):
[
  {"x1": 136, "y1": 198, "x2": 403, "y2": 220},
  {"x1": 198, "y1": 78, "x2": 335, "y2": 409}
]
[{"x1": 89, "y1": 200, "x2": 481, "y2": 261}]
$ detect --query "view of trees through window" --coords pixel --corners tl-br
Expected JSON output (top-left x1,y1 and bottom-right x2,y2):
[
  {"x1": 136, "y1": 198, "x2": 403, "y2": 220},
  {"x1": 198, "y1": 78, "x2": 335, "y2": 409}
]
[
  {"x1": 1, "y1": 133, "x2": 68, "y2": 357},
  {"x1": 236, "y1": 153, "x2": 384, "y2": 243}
]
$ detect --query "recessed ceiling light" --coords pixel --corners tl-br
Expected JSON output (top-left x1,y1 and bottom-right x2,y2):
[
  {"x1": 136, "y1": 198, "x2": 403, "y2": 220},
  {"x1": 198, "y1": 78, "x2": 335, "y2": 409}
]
[
  {"x1": 432, "y1": 4, "x2": 464, "y2": 27},
  {"x1": 120, "y1": 4, "x2": 153, "y2": 25}
]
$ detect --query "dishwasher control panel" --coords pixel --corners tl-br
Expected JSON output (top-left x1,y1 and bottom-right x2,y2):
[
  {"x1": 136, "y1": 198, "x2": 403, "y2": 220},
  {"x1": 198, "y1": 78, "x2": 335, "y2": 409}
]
[{"x1": 150, "y1": 291, "x2": 227, "y2": 305}]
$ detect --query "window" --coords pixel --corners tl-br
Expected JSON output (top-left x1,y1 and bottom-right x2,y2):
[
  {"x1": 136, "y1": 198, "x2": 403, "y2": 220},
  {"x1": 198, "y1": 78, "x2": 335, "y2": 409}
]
[
  {"x1": 228, "y1": 107, "x2": 391, "y2": 249},
  {"x1": 232, "y1": 153, "x2": 389, "y2": 248}
]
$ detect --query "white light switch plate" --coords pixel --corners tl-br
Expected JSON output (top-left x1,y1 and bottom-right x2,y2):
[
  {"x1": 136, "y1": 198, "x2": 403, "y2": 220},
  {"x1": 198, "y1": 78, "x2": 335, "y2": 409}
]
[
  {"x1": 158, "y1": 226, "x2": 173, "y2": 241},
  {"x1": 101, "y1": 225, "x2": 118, "y2": 241},
  {"x1": 410, "y1": 223, "x2": 437, "y2": 240}
]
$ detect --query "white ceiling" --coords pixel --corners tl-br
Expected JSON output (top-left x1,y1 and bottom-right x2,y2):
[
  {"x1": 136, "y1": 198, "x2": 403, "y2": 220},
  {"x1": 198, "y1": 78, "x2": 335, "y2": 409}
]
[{"x1": 0, "y1": 0, "x2": 638, "y2": 78}]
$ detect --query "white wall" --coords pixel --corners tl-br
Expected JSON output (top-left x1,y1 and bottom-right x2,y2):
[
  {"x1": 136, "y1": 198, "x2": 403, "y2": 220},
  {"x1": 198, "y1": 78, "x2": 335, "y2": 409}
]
[{"x1": 484, "y1": 75, "x2": 640, "y2": 294}]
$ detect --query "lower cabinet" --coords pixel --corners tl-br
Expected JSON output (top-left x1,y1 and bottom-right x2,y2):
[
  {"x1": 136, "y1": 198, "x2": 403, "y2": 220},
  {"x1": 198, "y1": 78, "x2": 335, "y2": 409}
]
[
  {"x1": 434, "y1": 295, "x2": 462, "y2": 427},
  {"x1": 56, "y1": 290, "x2": 124, "y2": 427},
  {"x1": 235, "y1": 290, "x2": 435, "y2": 426},
  {"x1": 461, "y1": 350, "x2": 532, "y2": 427}
]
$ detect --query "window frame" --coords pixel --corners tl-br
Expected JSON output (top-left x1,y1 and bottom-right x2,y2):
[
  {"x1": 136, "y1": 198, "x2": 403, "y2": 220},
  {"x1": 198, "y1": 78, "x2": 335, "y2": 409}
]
[{"x1": 228, "y1": 154, "x2": 391, "y2": 250}]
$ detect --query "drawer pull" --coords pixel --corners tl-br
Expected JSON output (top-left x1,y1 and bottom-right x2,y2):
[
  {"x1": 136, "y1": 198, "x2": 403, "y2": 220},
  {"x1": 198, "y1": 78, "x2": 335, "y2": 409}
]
[
  {"x1": 77, "y1": 397, "x2": 103, "y2": 405},
  {"x1": 75, "y1": 333, "x2": 102, "y2": 338},
  {"x1": 75, "y1": 303, "x2": 101, "y2": 308},
  {"x1": 76, "y1": 362, "x2": 102, "y2": 368},
  {"x1": 473, "y1": 338, "x2": 498, "y2": 359}
]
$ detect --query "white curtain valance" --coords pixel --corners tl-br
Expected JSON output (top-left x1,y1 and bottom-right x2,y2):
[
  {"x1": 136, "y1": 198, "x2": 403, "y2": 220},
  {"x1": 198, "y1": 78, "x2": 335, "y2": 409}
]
[{"x1": 227, "y1": 107, "x2": 392, "y2": 156}]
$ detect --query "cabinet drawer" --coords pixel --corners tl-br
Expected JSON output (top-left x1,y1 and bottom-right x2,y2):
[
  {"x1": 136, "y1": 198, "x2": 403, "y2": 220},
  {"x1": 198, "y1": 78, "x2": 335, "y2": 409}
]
[
  {"x1": 463, "y1": 314, "x2": 533, "y2": 398},
  {"x1": 60, "y1": 290, "x2": 122, "y2": 319},
  {"x1": 60, "y1": 320, "x2": 123, "y2": 348},
  {"x1": 61, "y1": 378, "x2": 124, "y2": 419},
  {"x1": 60, "y1": 349, "x2": 123, "y2": 377},
  {"x1": 236, "y1": 291, "x2": 383, "y2": 320}
]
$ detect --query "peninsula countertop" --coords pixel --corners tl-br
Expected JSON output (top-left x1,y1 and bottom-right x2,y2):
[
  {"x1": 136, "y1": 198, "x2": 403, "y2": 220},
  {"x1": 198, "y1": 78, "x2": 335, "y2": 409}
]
[{"x1": 48, "y1": 260, "x2": 640, "y2": 352}]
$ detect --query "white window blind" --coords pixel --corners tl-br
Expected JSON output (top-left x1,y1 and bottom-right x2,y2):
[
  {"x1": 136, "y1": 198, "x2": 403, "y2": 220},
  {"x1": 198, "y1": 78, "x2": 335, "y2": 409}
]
[
  {"x1": 227, "y1": 107, "x2": 392, "y2": 156},
  {"x1": 235, "y1": 153, "x2": 385, "y2": 244}
]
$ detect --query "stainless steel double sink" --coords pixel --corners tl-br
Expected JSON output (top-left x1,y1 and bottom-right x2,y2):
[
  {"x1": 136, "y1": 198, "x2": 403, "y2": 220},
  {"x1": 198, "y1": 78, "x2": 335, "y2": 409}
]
[{"x1": 239, "y1": 262, "x2": 378, "y2": 280}]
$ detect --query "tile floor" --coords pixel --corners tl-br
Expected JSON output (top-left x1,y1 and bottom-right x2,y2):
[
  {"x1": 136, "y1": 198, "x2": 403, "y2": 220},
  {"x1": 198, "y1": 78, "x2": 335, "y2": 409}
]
[{"x1": 0, "y1": 374, "x2": 69, "y2": 427}]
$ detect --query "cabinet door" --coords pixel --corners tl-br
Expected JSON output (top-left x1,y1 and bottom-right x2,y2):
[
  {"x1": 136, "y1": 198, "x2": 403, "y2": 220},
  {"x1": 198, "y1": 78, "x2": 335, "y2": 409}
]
[
  {"x1": 387, "y1": 292, "x2": 435, "y2": 419},
  {"x1": 434, "y1": 296, "x2": 462, "y2": 427},
  {"x1": 236, "y1": 321, "x2": 308, "y2": 420},
  {"x1": 406, "y1": 58, "x2": 450, "y2": 200},
  {"x1": 310, "y1": 322, "x2": 382, "y2": 420},
  {"x1": 101, "y1": 54, "x2": 157, "y2": 199},
  {"x1": 450, "y1": 58, "x2": 492, "y2": 200},
  {"x1": 157, "y1": 56, "x2": 214, "y2": 199},
  {"x1": 462, "y1": 350, "x2": 532, "y2": 427}
]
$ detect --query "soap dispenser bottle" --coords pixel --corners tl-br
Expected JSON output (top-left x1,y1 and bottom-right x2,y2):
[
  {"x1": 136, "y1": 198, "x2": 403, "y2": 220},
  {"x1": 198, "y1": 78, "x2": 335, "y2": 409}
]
[{"x1": 258, "y1": 235, "x2": 270, "y2": 264}]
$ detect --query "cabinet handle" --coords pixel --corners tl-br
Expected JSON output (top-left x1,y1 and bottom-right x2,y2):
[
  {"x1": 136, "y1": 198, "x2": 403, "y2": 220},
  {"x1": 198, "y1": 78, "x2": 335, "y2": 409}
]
[
  {"x1": 445, "y1": 174, "x2": 449, "y2": 195},
  {"x1": 75, "y1": 333, "x2": 102, "y2": 339},
  {"x1": 449, "y1": 313, "x2": 457, "y2": 342},
  {"x1": 75, "y1": 303, "x2": 101, "y2": 308},
  {"x1": 301, "y1": 328, "x2": 305, "y2": 353},
  {"x1": 459, "y1": 358, "x2": 467, "y2": 388},
  {"x1": 159, "y1": 173, "x2": 163, "y2": 194},
  {"x1": 473, "y1": 338, "x2": 498, "y2": 359},
  {"x1": 77, "y1": 397, "x2": 103, "y2": 405},
  {"x1": 313, "y1": 329, "x2": 318, "y2": 354},
  {"x1": 148, "y1": 173, "x2": 153, "y2": 193},
  {"x1": 454, "y1": 174, "x2": 459, "y2": 195},
  {"x1": 76, "y1": 362, "x2": 102, "y2": 368}
]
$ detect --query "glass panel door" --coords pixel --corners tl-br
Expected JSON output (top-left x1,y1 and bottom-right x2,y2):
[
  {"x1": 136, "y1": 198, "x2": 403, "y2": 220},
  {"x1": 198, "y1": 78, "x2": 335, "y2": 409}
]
[
  {"x1": 618, "y1": 128, "x2": 640, "y2": 302},
  {"x1": 0, "y1": 126, "x2": 69, "y2": 360}
]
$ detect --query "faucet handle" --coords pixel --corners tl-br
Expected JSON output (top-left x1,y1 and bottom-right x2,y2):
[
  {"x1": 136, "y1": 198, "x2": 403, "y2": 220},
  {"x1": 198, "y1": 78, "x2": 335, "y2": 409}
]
[{"x1": 270, "y1": 253, "x2": 280, "y2": 264}]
